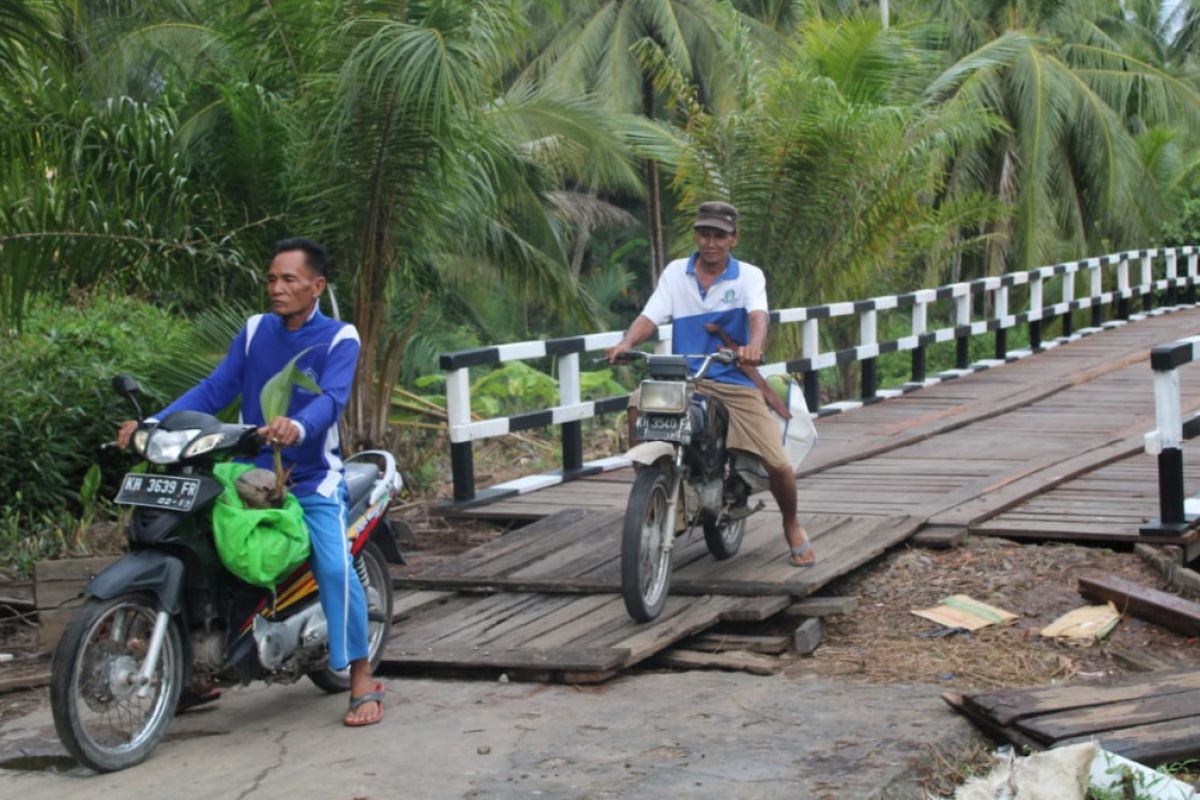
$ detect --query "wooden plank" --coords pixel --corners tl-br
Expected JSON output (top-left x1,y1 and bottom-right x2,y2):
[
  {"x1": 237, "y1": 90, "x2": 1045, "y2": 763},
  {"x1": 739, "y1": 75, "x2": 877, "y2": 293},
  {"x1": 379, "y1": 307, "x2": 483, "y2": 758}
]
[
  {"x1": 910, "y1": 525, "x2": 968, "y2": 549},
  {"x1": 34, "y1": 556, "x2": 121, "y2": 583},
  {"x1": 652, "y1": 648, "x2": 780, "y2": 675},
  {"x1": 1058, "y1": 715, "x2": 1200, "y2": 766},
  {"x1": 961, "y1": 670, "x2": 1200, "y2": 727},
  {"x1": 684, "y1": 632, "x2": 791, "y2": 654},
  {"x1": 780, "y1": 596, "x2": 861, "y2": 617},
  {"x1": 1078, "y1": 573, "x2": 1200, "y2": 637},
  {"x1": 382, "y1": 645, "x2": 629, "y2": 673},
  {"x1": 0, "y1": 668, "x2": 50, "y2": 694},
  {"x1": 941, "y1": 691, "x2": 1047, "y2": 754},
  {"x1": 1015, "y1": 688, "x2": 1200, "y2": 743}
]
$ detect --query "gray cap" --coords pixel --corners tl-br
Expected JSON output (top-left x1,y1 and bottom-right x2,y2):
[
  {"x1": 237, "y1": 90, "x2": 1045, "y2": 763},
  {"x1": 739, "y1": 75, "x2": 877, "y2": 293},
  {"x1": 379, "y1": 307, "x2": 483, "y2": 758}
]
[{"x1": 693, "y1": 201, "x2": 738, "y2": 233}]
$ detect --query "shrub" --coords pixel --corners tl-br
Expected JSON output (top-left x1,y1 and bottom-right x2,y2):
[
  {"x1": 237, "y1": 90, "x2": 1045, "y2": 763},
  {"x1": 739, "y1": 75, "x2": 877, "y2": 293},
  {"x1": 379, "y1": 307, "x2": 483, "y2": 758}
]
[{"x1": 0, "y1": 293, "x2": 189, "y2": 516}]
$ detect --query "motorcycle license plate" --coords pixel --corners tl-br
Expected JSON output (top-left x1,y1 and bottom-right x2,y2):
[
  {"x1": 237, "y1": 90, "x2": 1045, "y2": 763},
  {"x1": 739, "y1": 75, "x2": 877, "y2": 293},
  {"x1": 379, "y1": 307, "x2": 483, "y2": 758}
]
[
  {"x1": 645, "y1": 414, "x2": 680, "y2": 431},
  {"x1": 115, "y1": 473, "x2": 202, "y2": 512}
]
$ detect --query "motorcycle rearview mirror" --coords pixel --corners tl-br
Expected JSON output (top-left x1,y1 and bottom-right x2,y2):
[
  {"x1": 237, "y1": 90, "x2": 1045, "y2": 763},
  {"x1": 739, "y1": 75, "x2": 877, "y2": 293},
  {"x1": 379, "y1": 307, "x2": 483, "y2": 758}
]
[
  {"x1": 111, "y1": 374, "x2": 145, "y2": 419},
  {"x1": 112, "y1": 374, "x2": 140, "y2": 397}
]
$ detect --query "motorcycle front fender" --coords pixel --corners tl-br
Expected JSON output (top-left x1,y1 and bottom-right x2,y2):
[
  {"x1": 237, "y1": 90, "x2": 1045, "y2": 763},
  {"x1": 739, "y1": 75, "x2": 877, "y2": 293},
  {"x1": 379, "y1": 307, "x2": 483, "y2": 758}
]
[
  {"x1": 625, "y1": 441, "x2": 677, "y2": 469},
  {"x1": 85, "y1": 549, "x2": 185, "y2": 615}
]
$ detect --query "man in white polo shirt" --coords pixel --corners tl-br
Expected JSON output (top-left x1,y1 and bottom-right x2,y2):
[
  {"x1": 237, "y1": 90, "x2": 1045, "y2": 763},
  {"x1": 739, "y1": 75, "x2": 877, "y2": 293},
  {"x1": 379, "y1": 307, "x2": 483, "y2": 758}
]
[{"x1": 607, "y1": 201, "x2": 815, "y2": 567}]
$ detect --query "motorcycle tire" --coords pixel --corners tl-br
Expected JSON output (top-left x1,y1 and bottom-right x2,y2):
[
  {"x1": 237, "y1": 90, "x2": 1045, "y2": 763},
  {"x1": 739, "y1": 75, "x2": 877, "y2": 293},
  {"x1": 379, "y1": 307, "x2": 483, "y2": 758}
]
[
  {"x1": 620, "y1": 467, "x2": 675, "y2": 622},
  {"x1": 307, "y1": 542, "x2": 394, "y2": 693},
  {"x1": 50, "y1": 592, "x2": 183, "y2": 772},
  {"x1": 702, "y1": 512, "x2": 745, "y2": 560}
]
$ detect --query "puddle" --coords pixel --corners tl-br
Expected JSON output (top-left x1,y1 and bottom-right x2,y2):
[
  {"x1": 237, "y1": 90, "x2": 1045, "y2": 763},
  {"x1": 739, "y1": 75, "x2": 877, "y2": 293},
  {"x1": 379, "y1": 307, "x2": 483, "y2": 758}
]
[{"x1": 0, "y1": 753, "x2": 78, "y2": 772}]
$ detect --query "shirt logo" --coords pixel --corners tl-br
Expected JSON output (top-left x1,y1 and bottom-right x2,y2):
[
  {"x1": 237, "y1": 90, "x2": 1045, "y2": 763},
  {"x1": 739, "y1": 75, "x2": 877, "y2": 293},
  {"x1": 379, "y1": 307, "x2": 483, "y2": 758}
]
[{"x1": 721, "y1": 288, "x2": 737, "y2": 305}]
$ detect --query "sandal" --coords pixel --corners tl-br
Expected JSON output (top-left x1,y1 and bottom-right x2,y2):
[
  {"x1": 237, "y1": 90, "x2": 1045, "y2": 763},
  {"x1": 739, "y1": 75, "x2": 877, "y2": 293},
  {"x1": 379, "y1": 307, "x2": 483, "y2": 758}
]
[
  {"x1": 344, "y1": 682, "x2": 385, "y2": 727},
  {"x1": 788, "y1": 539, "x2": 816, "y2": 568}
]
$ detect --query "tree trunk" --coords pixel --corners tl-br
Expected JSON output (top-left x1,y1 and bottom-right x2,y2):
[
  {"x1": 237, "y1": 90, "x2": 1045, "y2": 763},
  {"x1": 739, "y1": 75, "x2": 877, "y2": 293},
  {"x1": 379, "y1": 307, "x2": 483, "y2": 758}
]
[{"x1": 642, "y1": 76, "x2": 666, "y2": 283}]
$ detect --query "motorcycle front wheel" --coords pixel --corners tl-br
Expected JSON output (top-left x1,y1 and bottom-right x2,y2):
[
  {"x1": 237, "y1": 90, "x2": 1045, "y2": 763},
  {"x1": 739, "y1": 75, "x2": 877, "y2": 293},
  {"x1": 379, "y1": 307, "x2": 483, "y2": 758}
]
[
  {"x1": 307, "y1": 541, "x2": 394, "y2": 693},
  {"x1": 50, "y1": 592, "x2": 183, "y2": 772},
  {"x1": 621, "y1": 467, "x2": 675, "y2": 622}
]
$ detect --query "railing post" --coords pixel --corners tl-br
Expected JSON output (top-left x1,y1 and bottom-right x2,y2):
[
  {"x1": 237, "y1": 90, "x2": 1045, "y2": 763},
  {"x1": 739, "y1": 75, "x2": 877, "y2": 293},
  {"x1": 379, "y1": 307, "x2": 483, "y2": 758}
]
[
  {"x1": 803, "y1": 318, "x2": 820, "y2": 413},
  {"x1": 1166, "y1": 250, "x2": 1178, "y2": 307},
  {"x1": 1142, "y1": 252, "x2": 1155, "y2": 312},
  {"x1": 994, "y1": 284, "x2": 1008, "y2": 360},
  {"x1": 446, "y1": 367, "x2": 476, "y2": 502},
  {"x1": 954, "y1": 284, "x2": 970, "y2": 370},
  {"x1": 1029, "y1": 273, "x2": 1043, "y2": 351},
  {"x1": 1142, "y1": 342, "x2": 1195, "y2": 534},
  {"x1": 559, "y1": 352, "x2": 583, "y2": 474},
  {"x1": 911, "y1": 297, "x2": 928, "y2": 382},
  {"x1": 860, "y1": 306, "x2": 878, "y2": 402},
  {"x1": 1117, "y1": 257, "x2": 1131, "y2": 320},
  {"x1": 1188, "y1": 249, "x2": 1198, "y2": 305},
  {"x1": 1090, "y1": 259, "x2": 1104, "y2": 327},
  {"x1": 1060, "y1": 265, "x2": 1074, "y2": 338}
]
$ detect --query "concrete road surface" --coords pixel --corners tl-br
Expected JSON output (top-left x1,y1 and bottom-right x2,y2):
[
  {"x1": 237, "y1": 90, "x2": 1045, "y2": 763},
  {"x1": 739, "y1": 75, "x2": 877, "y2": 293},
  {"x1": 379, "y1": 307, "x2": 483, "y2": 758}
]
[{"x1": 0, "y1": 670, "x2": 983, "y2": 799}]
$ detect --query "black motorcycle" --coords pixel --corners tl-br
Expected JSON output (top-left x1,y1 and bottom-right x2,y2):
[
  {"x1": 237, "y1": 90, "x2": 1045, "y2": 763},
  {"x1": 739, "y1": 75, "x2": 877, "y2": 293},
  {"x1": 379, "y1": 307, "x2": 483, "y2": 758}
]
[
  {"x1": 614, "y1": 350, "x2": 769, "y2": 622},
  {"x1": 50, "y1": 376, "x2": 400, "y2": 771}
]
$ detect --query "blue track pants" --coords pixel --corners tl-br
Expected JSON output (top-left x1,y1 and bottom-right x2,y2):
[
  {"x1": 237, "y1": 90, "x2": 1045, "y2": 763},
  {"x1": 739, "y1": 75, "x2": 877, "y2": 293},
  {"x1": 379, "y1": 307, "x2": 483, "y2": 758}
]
[{"x1": 297, "y1": 485, "x2": 369, "y2": 670}]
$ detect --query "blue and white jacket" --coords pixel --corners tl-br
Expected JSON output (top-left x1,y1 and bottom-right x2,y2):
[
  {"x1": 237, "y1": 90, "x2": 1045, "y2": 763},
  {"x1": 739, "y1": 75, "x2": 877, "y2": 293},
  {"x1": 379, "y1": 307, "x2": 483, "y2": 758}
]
[
  {"x1": 158, "y1": 307, "x2": 360, "y2": 497},
  {"x1": 640, "y1": 253, "x2": 769, "y2": 388}
]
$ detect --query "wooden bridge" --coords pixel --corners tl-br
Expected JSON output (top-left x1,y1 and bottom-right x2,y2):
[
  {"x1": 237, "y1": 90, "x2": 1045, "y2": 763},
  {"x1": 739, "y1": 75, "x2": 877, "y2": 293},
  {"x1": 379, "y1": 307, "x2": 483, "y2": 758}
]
[{"x1": 379, "y1": 299, "x2": 1200, "y2": 683}]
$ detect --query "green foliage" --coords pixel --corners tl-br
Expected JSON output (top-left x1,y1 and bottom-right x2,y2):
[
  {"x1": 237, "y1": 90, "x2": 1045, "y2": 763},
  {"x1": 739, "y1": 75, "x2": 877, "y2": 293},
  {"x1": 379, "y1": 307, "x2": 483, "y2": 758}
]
[
  {"x1": 0, "y1": 500, "x2": 76, "y2": 577},
  {"x1": 0, "y1": 293, "x2": 191, "y2": 564},
  {"x1": 470, "y1": 361, "x2": 560, "y2": 418},
  {"x1": 260, "y1": 348, "x2": 321, "y2": 422}
]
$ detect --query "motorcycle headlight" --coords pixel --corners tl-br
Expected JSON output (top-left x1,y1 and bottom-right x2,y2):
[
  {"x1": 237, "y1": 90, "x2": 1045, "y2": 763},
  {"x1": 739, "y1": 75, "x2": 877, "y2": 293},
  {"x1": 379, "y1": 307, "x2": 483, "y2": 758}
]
[
  {"x1": 144, "y1": 428, "x2": 201, "y2": 464},
  {"x1": 638, "y1": 380, "x2": 688, "y2": 413},
  {"x1": 132, "y1": 429, "x2": 150, "y2": 455},
  {"x1": 183, "y1": 432, "x2": 227, "y2": 459}
]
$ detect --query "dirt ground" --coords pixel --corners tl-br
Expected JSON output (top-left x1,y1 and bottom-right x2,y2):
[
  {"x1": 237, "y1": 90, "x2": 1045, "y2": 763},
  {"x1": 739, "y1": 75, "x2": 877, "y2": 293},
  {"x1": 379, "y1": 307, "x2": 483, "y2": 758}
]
[{"x1": 5, "y1": 499, "x2": 1200, "y2": 794}]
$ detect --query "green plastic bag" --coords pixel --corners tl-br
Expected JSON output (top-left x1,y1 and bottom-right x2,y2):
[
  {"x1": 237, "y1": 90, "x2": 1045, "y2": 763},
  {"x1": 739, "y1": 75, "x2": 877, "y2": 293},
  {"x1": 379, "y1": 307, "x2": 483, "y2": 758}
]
[{"x1": 211, "y1": 462, "x2": 311, "y2": 588}]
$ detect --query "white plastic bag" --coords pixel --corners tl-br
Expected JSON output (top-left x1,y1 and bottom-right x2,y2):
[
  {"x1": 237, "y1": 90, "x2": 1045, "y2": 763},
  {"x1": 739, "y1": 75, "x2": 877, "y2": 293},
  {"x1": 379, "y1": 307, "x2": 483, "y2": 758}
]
[{"x1": 778, "y1": 380, "x2": 816, "y2": 470}]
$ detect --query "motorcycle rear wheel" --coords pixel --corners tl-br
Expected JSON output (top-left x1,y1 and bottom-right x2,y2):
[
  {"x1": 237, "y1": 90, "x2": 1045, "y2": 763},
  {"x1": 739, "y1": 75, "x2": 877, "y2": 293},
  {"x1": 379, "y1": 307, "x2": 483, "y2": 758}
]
[
  {"x1": 307, "y1": 542, "x2": 394, "y2": 693},
  {"x1": 621, "y1": 467, "x2": 675, "y2": 622},
  {"x1": 50, "y1": 592, "x2": 183, "y2": 772}
]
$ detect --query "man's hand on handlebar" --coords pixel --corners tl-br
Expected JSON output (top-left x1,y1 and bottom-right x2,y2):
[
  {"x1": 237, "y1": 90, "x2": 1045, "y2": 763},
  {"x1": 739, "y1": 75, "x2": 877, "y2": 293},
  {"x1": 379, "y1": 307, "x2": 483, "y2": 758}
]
[
  {"x1": 116, "y1": 420, "x2": 138, "y2": 450},
  {"x1": 736, "y1": 343, "x2": 762, "y2": 366},
  {"x1": 606, "y1": 344, "x2": 637, "y2": 364}
]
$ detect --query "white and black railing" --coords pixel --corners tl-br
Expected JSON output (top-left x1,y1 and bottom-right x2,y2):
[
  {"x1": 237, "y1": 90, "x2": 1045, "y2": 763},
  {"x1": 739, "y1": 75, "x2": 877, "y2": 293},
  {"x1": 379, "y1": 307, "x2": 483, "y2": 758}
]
[
  {"x1": 1143, "y1": 334, "x2": 1200, "y2": 535},
  {"x1": 441, "y1": 247, "x2": 1199, "y2": 506}
]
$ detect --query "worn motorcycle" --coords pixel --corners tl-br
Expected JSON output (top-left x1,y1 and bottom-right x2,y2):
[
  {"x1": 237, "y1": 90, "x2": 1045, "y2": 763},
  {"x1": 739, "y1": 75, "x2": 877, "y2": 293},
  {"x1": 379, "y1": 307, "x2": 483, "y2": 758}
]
[
  {"x1": 614, "y1": 350, "x2": 773, "y2": 622},
  {"x1": 50, "y1": 376, "x2": 400, "y2": 771}
]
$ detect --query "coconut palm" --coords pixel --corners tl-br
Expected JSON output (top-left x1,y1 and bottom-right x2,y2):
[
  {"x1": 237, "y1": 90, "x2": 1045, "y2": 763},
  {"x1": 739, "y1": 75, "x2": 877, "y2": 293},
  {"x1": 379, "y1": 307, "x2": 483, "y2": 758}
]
[
  {"x1": 918, "y1": 0, "x2": 1200, "y2": 271},
  {"x1": 521, "y1": 0, "x2": 763, "y2": 280}
]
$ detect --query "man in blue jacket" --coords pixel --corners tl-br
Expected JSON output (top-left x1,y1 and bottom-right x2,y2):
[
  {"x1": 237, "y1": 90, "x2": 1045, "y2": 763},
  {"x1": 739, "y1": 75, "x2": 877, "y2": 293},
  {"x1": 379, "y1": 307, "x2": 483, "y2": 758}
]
[{"x1": 118, "y1": 238, "x2": 383, "y2": 726}]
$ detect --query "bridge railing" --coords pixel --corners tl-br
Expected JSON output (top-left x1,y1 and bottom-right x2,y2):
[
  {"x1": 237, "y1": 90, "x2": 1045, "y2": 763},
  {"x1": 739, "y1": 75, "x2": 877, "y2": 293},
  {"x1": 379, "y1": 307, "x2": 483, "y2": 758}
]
[
  {"x1": 441, "y1": 246, "x2": 1199, "y2": 506},
  {"x1": 1144, "y1": 333, "x2": 1200, "y2": 535}
]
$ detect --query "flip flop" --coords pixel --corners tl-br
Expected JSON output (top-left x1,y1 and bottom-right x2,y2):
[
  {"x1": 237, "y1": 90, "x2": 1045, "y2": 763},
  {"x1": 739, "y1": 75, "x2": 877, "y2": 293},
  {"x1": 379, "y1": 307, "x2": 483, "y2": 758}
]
[
  {"x1": 788, "y1": 539, "x2": 816, "y2": 568},
  {"x1": 344, "y1": 682, "x2": 385, "y2": 727}
]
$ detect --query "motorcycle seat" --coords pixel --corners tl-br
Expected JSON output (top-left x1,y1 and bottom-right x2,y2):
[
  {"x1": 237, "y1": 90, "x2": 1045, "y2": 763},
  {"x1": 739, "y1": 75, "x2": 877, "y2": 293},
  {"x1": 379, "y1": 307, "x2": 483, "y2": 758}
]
[{"x1": 344, "y1": 461, "x2": 380, "y2": 511}]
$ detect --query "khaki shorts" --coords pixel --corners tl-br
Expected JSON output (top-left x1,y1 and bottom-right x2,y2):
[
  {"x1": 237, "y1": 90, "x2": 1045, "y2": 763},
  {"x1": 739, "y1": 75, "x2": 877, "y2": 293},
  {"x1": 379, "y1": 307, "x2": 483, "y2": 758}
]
[{"x1": 629, "y1": 378, "x2": 788, "y2": 470}]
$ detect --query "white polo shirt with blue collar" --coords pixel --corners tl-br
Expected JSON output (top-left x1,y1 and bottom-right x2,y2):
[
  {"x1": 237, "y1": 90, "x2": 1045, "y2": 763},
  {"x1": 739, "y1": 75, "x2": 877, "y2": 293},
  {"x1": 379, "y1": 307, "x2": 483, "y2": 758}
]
[{"x1": 640, "y1": 253, "x2": 768, "y2": 388}]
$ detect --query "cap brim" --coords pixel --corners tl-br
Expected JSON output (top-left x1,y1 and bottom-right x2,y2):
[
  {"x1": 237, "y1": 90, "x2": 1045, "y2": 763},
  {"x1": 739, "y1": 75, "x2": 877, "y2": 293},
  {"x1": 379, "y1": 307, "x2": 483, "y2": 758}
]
[{"x1": 693, "y1": 216, "x2": 735, "y2": 233}]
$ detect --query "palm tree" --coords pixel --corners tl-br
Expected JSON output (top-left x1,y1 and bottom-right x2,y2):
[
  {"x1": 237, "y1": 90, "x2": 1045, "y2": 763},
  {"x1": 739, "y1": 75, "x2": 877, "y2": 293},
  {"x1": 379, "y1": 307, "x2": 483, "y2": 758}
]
[
  {"x1": 520, "y1": 0, "x2": 755, "y2": 281},
  {"x1": 287, "y1": 1, "x2": 643, "y2": 445},
  {"x1": 918, "y1": 0, "x2": 1200, "y2": 271}
]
